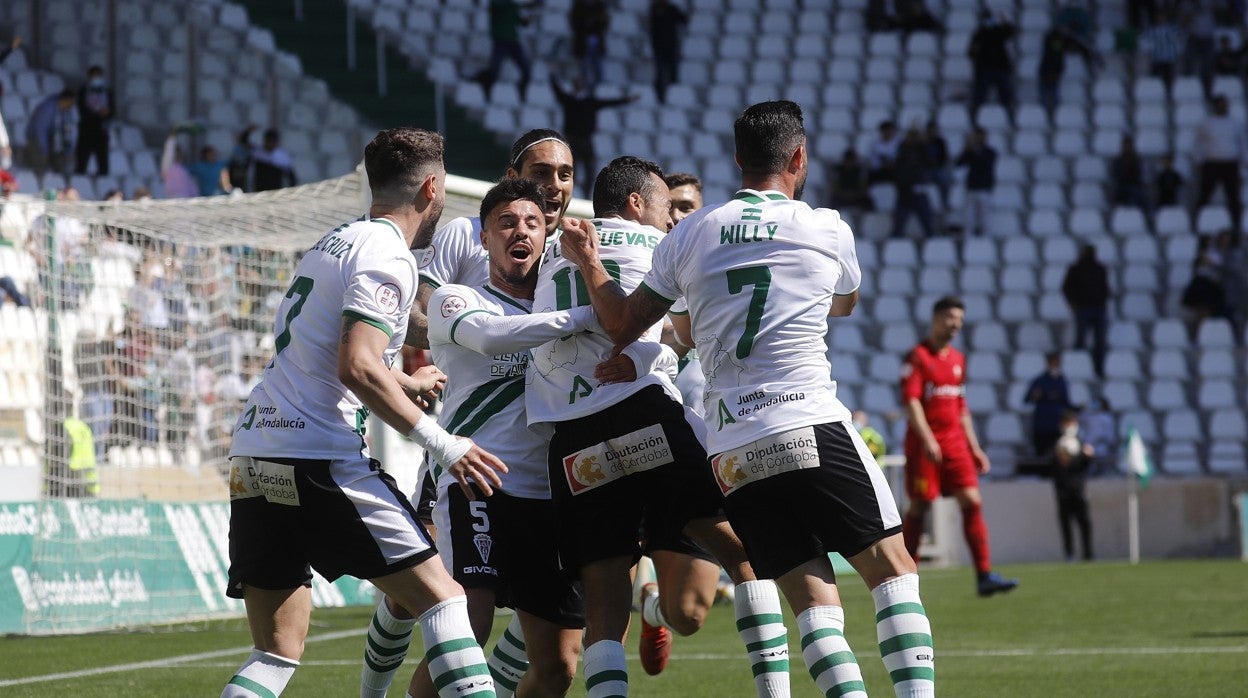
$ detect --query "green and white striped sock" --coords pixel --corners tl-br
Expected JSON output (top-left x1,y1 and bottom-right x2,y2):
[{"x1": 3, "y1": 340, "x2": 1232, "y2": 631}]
[
  {"x1": 487, "y1": 615, "x2": 528, "y2": 698},
  {"x1": 734, "y1": 580, "x2": 791, "y2": 697},
  {"x1": 221, "y1": 649, "x2": 298, "y2": 697},
  {"x1": 361, "y1": 596, "x2": 415, "y2": 698},
  {"x1": 419, "y1": 596, "x2": 495, "y2": 698},
  {"x1": 797, "y1": 606, "x2": 867, "y2": 698},
  {"x1": 871, "y1": 574, "x2": 935, "y2": 698},
  {"x1": 583, "y1": 639, "x2": 628, "y2": 698}
]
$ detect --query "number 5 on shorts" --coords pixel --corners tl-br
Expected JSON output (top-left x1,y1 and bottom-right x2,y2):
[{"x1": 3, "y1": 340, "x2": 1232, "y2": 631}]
[{"x1": 726, "y1": 265, "x2": 771, "y2": 359}]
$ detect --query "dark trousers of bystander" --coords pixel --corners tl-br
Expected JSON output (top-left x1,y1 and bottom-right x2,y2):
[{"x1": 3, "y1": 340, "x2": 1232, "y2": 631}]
[
  {"x1": 1073, "y1": 306, "x2": 1107, "y2": 377},
  {"x1": 1196, "y1": 160, "x2": 1243, "y2": 232}
]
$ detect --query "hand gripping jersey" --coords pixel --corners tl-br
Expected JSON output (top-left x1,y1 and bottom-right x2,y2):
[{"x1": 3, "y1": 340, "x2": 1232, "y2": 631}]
[
  {"x1": 526, "y1": 218, "x2": 680, "y2": 424},
  {"x1": 230, "y1": 217, "x2": 417, "y2": 459},
  {"x1": 641, "y1": 189, "x2": 861, "y2": 454},
  {"x1": 416, "y1": 216, "x2": 488, "y2": 289},
  {"x1": 426, "y1": 283, "x2": 596, "y2": 499},
  {"x1": 901, "y1": 340, "x2": 968, "y2": 434}
]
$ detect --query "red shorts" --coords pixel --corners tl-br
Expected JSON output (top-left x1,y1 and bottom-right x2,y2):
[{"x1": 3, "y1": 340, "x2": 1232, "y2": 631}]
[{"x1": 904, "y1": 428, "x2": 979, "y2": 501}]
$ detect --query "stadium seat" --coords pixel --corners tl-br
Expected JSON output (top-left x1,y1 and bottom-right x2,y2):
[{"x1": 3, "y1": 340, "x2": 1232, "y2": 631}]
[
  {"x1": 1073, "y1": 156, "x2": 1107, "y2": 183},
  {"x1": 1207, "y1": 440, "x2": 1246, "y2": 474},
  {"x1": 1196, "y1": 206, "x2": 1233, "y2": 234},
  {"x1": 1101, "y1": 380, "x2": 1140, "y2": 409},
  {"x1": 958, "y1": 263, "x2": 998, "y2": 294},
  {"x1": 1111, "y1": 207, "x2": 1150, "y2": 237},
  {"x1": 1118, "y1": 292, "x2": 1157, "y2": 321},
  {"x1": 1147, "y1": 380, "x2": 1189, "y2": 411},
  {"x1": 1210, "y1": 408, "x2": 1248, "y2": 440},
  {"x1": 1015, "y1": 104, "x2": 1049, "y2": 131},
  {"x1": 827, "y1": 324, "x2": 868, "y2": 355},
  {"x1": 1092, "y1": 103, "x2": 1127, "y2": 130},
  {"x1": 1042, "y1": 237, "x2": 1078, "y2": 265},
  {"x1": 966, "y1": 382, "x2": 1000, "y2": 412},
  {"x1": 1010, "y1": 350, "x2": 1046, "y2": 381},
  {"x1": 966, "y1": 350, "x2": 1006, "y2": 382},
  {"x1": 1069, "y1": 208, "x2": 1104, "y2": 237},
  {"x1": 860, "y1": 384, "x2": 897, "y2": 414},
  {"x1": 1197, "y1": 379, "x2": 1238, "y2": 410},
  {"x1": 873, "y1": 296, "x2": 913, "y2": 323},
  {"x1": 1103, "y1": 349, "x2": 1143, "y2": 380},
  {"x1": 1196, "y1": 349, "x2": 1235, "y2": 378},
  {"x1": 918, "y1": 267, "x2": 956, "y2": 295},
  {"x1": 1091, "y1": 129, "x2": 1125, "y2": 156},
  {"x1": 1196, "y1": 320, "x2": 1237, "y2": 347},
  {"x1": 985, "y1": 413, "x2": 1026, "y2": 447},
  {"x1": 1012, "y1": 130, "x2": 1048, "y2": 158},
  {"x1": 1160, "y1": 442, "x2": 1203, "y2": 475},
  {"x1": 880, "y1": 323, "x2": 919, "y2": 354}
]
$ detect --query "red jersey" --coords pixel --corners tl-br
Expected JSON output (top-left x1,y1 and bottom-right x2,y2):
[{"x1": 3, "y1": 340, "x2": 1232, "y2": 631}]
[{"x1": 901, "y1": 340, "x2": 967, "y2": 433}]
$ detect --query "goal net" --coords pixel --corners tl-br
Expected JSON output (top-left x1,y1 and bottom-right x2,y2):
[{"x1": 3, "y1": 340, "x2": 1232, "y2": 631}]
[{"x1": 0, "y1": 168, "x2": 588, "y2": 634}]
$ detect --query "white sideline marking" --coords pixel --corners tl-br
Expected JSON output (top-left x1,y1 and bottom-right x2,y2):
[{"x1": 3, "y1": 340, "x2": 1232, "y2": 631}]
[
  {"x1": 4, "y1": 637, "x2": 1246, "y2": 686},
  {"x1": 0, "y1": 627, "x2": 366, "y2": 687}
]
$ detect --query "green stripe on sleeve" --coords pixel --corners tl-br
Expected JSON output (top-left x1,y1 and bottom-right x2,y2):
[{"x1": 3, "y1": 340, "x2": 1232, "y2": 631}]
[
  {"x1": 448, "y1": 309, "x2": 492, "y2": 345},
  {"x1": 343, "y1": 310, "x2": 393, "y2": 338},
  {"x1": 639, "y1": 281, "x2": 676, "y2": 304}
]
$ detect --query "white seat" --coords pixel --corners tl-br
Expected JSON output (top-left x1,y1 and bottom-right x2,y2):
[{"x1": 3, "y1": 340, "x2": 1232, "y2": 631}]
[
  {"x1": 960, "y1": 237, "x2": 997, "y2": 266},
  {"x1": 959, "y1": 265, "x2": 998, "y2": 294},
  {"x1": 1012, "y1": 130, "x2": 1048, "y2": 157},
  {"x1": 868, "y1": 353, "x2": 900, "y2": 382},
  {"x1": 1102, "y1": 380, "x2": 1141, "y2": 409},
  {"x1": 1030, "y1": 182, "x2": 1067, "y2": 209},
  {"x1": 1062, "y1": 351, "x2": 1097, "y2": 381},
  {"x1": 1069, "y1": 208, "x2": 1104, "y2": 237},
  {"x1": 1210, "y1": 409, "x2": 1248, "y2": 440},
  {"x1": 1104, "y1": 349, "x2": 1144, "y2": 380},
  {"x1": 1016, "y1": 104, "x2": 1049, "y2": 130},
  {"x1": 1041, "y1": 237, "x2": 1078, "y2": 265},
  {"x1": 1151, "y1": 319, "x2": 1189, "y2": 348},
  {"x1": 827, "y1": 324, "x2": 868, "y2": 355},
  {"x1": 994, "y1": 293, "x2": 1032, "y2": 322},
  {"x1": 1111, "y1": 207, "x2": 1149, "y2": 237},
  {"x1": 1092, "y1": 104, "x2": 1127, "y2": 130},
  {"x1": 1207, "y1": 440, "x2": 1246, "y2": 474},
  {"x1": 1017, "y1": 323, "x2": 1057, "y2": 352},
  {"x1": 1010, "y1": 350, "x2": 1046, "y2": 381},
  {"x1": 1163, "y1": 408, "x2": 1204, "y2": 441},
  {"x1": 1133, "y1": 102, "x2": 1170, "y2": 129},
  {"x1": 985, "y1": 414, "x2": 1026, "y2": 446},
  {"x1": 965, "y1": 382, "x2": 1000, "y2": 412},
  {"x1": 1161, "y1": 442, "x2": 1203, "y2": 475},
  {"x1": 1119, "y1": 410, "x2": 1159, "y2": 445},
  {"x1": 878, "y1": 268, "x2": 917, "y2": 296},
  {"x1": 1145, "y1": 349, "x2": 1187, "y2": 380},
  {"x1": 860, "y1": 384, "x2": 897, "y2": 414},
  {"x1": 1196, "y1": 348, "x2": 1235, "y2": 377},
  {"x1": 873, "y1": 297, "x2": 913, "y2": 323},
  {"x1": 1148, "y1": 380, "x2": 1188, "y2": 411},
  {"x1": 1156, "y1": 207, "x2": 1193, "y2": 237},
  {"x1": 1031, "y1": 156, "x2": 1068, "y2": 185},
  {"x1": 1133, "y1": 77, "x2": 1167, "y2": 102},
  {"x1": 918, "y1": 267, "x2": 956, "y2": 295},
  {"x1": 881, "y1": 239, "x2": 919, "y2": 268},
  {"x1": 1196, "y1": 206, "x2": 1233, "y2": 234},
  {"x1": 1091, "y1": 129, "x2": 1125, "y2": 156},
  {"x1": 1119, "y1": 292, "x2": 1157, "y2": 321},
  {"x1": 1198, "y1": 379, "x2": 1238, "y2": 409},
  {"x1": 880, "y1": 323, "x2": 919, "y2": 355},
  {"x1": 968, "y1": 321, "x2": 1009, "y2": 352},
  {"x1": 1197, "y1": 320, "x2": 1237, "y2": 347},
  {"x1": 1073, "y1": 156, "x2": 1107, "y2": 183},
  {"x1": 1053, "y1": 131, "x2": 1088, "y2": 157}
]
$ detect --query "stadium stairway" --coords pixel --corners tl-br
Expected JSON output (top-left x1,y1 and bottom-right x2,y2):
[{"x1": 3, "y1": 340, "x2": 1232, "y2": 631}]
[{"x1": 235, "y1": 0, "x2": 507, "y2": 180}]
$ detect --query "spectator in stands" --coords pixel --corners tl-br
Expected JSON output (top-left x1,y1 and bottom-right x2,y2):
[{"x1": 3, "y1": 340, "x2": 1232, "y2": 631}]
[
  {"x1": 1079, "y1": 396, "x2": 1116, "y2": 475},
  {"x1": 115, "y1": 309, "x2": 159, "y2": 444},
  {"x1": 0, "y1": 168, "x2": 27, "y2": 247},
  {"x1": 551, "y1": 75, "x2": 636, "y2": 197},
  {"x1": 1181, "y1": 1, "x2": 1217, "y2": 96},
  {"x1": 1038, "y1": 23, "x2": 1098, "y2": 120},
  {"x1": 228, "y1": 125, "x2": 256, "y2": 192},
  {"x1": 828, "y1": 147, "x2": 874, "y2": 215},
  {"x1": 1127, "y1": 0, "x2": 1155, "y2": 29},
  {"x1": 866, "y1": 0, "x2": 898, "y2": 32},
  {"x1": 664, "y1": 171, "x2": 702, "y2": 225},
  {"x1": 648, "y1": 0, "x2": 689, "y2": 104},
  {"x1": 1192, "y1": 93, "x2": 1245, "y2": 236},
  {"x1": 923, "y1": 120, "x2": 952, "y2": 210},
  {"x1": 1112, "y1": 134, "x2": 1152, "y2": 217},
  {"x1": 570, "y1": 0, "x2": 610, "y2": 93},
  {"x1": 0, "y1": 101, "x2": 10, "y2": 172},
  {"x1": 131, "y1": 185, "x2": 152, "y2": 201},
  {"x1": 75, "y1": 65, "x2": 114, "y2": 175},
  {"x1": 25, "y1": 89, "x2": 77, "y2": 180},
  {"x1": 75, "y1": 328, "x2": 118, "y2": 457},
  {"x1": 891, "y1": 125, "x2": 937, "y2": 238},
  {"x1": 1024, "y1": 352, "x2": 1077, "y2": 457},
  {"x1": 1213, "y1": 229, "x2": 1245, "y2": 340},
  {"x1": 160, "y1": 131, "x2": 197, "y2": 199},
  {"x1": 1053, "y1": 1, "x2": 1094, "y2": 46},
  {"x1": 1212, "y1": 33, "x2": 1244, "y2": 76},
  {"x1": 251, "y1": 129, "x2": 296, "y2": 192},
  {"x1": 1052, "y1": 410, "x2": 1094, "y2": 562},
  {"x1": 867, "y1": 119, "x2": 901, "y2": 183},
  {"x1": 1155, "y1": 152, "x2": 1185, "y2": 207},
  {"x1": 188, "y1": 144, "x2": 231, "y2": 196},
  {"x1": 473, "y1": 0, "x2": 536, "y2": 101},
  {"x1": 1182, "y1": 235, "x2": 1231, "y2": 340},
  {"x1": 956, "y1": 126, "x2": 996, "y2": 237},
  {"x1": 852, "y1": 410, "x2": 887, "y2": 466},
  {"x1": 968, "y1": 8, "x2": 1017, "y2": 125},
  {"x1": 1062, "y1": 244, "x2": 1110, "y2": 378},
  {"x1": 1141, "y1": 11, "x2": 1183, "y2": 92},
  {"x1": 867, "y1": 0, "x2": 942, "y2": 33}
]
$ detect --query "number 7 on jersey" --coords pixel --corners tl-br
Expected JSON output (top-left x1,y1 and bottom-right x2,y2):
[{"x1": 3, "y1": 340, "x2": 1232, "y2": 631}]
[{"x1": 726, "y1": 265, "x2": 771, "y2": 359}]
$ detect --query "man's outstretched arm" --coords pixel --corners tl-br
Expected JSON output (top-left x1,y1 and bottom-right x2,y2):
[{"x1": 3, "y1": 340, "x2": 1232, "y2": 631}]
[{"x1": 558, "y1": 216, "x2": 671, "y2": 345}]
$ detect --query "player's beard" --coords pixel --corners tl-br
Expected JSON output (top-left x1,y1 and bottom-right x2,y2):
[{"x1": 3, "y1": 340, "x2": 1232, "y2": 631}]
[
  {"x1": 794, "y1": 167, "x2": 807, "y2": 201},
  {"x1": 412, "y1": 196, "x2": 446, "y2": 250}
]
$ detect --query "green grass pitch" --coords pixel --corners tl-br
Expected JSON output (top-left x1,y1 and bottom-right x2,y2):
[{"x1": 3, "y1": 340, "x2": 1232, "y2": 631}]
[{"x1": 1, "y1": 560, "x2": 1245, "y2": 696}]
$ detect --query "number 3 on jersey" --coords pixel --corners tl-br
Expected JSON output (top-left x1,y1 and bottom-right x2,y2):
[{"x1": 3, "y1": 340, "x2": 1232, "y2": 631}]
[{"x1": 726, "y1": 265, "x2": 771, "y2": 359}]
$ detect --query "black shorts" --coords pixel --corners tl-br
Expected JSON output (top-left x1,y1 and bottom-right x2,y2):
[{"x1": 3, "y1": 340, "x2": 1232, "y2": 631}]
[
  {"x1": 720, "y1": 422, "x2": 902, "y2": 580},
  {"x1": 547, "y1": 385, "x2": 724, "y2": 575},
  {"x1": 225, "y1": 456, "x2": 437, "y2": 599},
  {"x1": 433, "y1": 485, "x2": 585, "y2": 628},
  {"x1": 413, "y1": 465, "x2": 437, "y2": 526}
]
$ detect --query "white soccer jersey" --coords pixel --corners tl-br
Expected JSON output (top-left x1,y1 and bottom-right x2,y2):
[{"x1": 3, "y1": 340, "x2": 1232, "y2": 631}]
[
  {"x1": 230, "y1": 217, "x2": 418, "y2": 459},
  {"x1": 427, "y1": 283, "x2": 596, "y2": 499},
  {"x1": 417, "y1": 216, "x2": 488, "y2": 290},
  {"x1": 643, "y1": 189, "x2": 861, "y2": 454},
  {"x1": 526, "y1": 218, "x2": 680, "y2": 424}
]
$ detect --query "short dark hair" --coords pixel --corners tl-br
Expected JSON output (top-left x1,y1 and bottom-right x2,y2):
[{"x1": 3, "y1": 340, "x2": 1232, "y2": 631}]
[
  {"x1": 479, "y1": 177, "x2": 546, "y2": 224},
  {"x1": 932, "y1": 295, "x2": 965, "y2": 315},
  {"x1": 57, "y1": 88, "x2": 75, "y2": 101},
  {"x1": 664, "y1": 172, "x2": 702, "y2": 191},
  {"x1": 509, "y1": 128, "x2": 571, "y2": 170},
  {"x1": 734, "y1": 101, "x2": 806, "y2": 176},
  {"x1": 364, "y1": 128, "x2": 445, "y2": 203},
  {"x1": 592, "y1": 156, "x2": 665, "y2": 217}
]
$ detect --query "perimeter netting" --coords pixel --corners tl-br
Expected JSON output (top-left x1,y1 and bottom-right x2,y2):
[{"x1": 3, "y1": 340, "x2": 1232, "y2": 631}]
[{"x1": 0, "y1": 169, "x2": 504, "y2": 634}]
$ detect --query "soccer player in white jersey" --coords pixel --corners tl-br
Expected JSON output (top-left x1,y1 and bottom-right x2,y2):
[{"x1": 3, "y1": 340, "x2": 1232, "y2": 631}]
[
  {"x1": 528, "y1": 156, "x2": 792, "y2": 698},
  {"x1": 557, "y1": 102, "x2": 937, "y2": 698},
  {"x1": 367, "y1": 179, "x2": 599, "y2": 698},
  {"x1": 222, "y1": 128, "x2": 504, "y2": 698}
]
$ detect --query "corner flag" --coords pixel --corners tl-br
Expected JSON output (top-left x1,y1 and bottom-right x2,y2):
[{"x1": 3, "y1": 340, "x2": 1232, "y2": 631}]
[{"x1": 1123, "y1": 424, "x2": 1153, "y2": 489}]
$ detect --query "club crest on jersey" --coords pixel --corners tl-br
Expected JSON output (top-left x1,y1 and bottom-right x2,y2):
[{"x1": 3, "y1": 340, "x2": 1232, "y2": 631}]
[
  {"x1": 440, "y1": 294, "x2": 467, "y2": 318},
  {"x1": 375, "y1": 283, "x2": 401, "y2": 314},
  {"x1": 953, "y1": 364, "x2": 963, "y2": 378},
  {"x1": 416, "y1": 245, "x2": 435, "y2": 268}
]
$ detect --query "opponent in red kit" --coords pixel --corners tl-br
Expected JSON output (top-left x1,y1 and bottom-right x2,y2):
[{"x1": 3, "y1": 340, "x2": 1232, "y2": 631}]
[{"x1": 901, "y1": 296, "x2": 1019, "y2": 597}]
